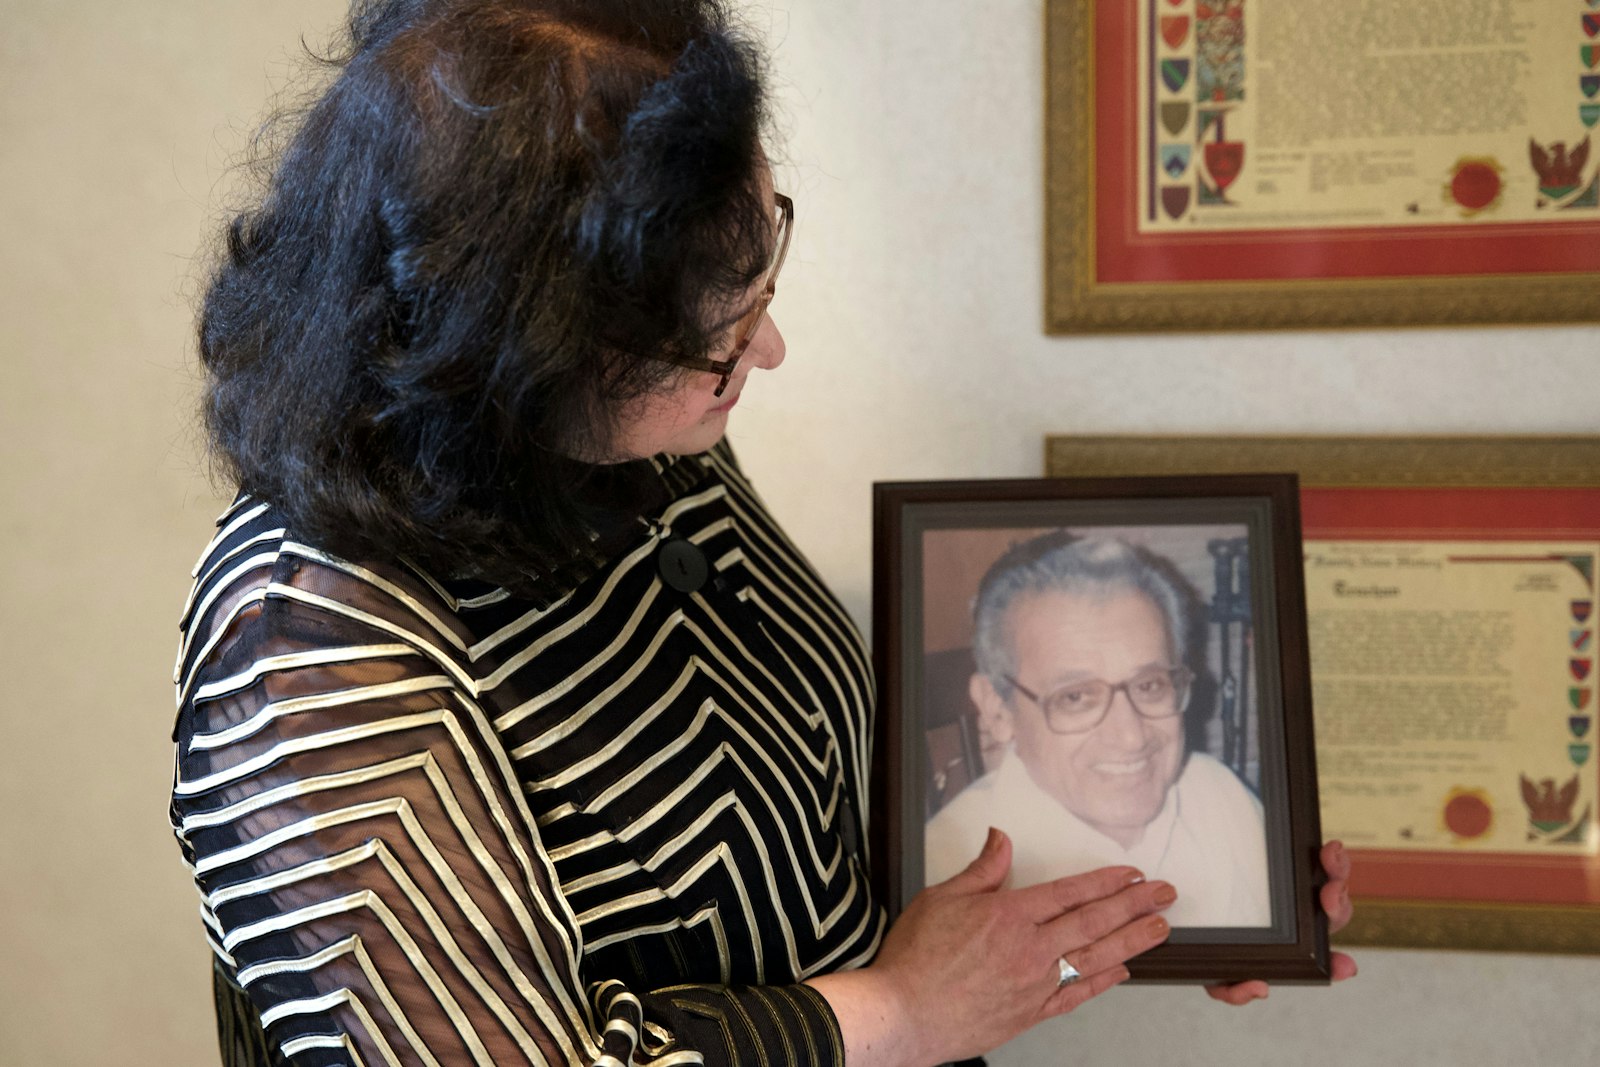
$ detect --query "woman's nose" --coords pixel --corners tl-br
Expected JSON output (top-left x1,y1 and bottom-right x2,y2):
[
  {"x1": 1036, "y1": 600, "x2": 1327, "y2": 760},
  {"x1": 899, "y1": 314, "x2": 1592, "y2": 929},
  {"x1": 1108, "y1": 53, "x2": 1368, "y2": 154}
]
[{"x1": 746, "y1": 313, "x2": 785, "y2": 371}]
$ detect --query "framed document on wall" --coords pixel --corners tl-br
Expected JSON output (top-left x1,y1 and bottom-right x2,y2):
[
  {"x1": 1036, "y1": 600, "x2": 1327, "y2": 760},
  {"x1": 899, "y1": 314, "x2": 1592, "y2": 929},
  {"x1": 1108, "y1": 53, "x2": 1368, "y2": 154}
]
[
  {"x1": 1046, "y1": 0, "x2": 1600, "y2": 332},
  {"x1": 1045, "y1": 435, "x2": 1600, "y2": 954}
]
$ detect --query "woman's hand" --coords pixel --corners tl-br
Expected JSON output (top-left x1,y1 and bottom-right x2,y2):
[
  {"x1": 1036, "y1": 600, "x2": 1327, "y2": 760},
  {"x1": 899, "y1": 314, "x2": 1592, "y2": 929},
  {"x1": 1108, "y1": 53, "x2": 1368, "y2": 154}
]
[
  {"x1": 1204, "y1": 839, "x2": 1359, "y2": 1005},
  {"x1": 807, "y1": 827, "x2": 1175, "y2": 1067}
]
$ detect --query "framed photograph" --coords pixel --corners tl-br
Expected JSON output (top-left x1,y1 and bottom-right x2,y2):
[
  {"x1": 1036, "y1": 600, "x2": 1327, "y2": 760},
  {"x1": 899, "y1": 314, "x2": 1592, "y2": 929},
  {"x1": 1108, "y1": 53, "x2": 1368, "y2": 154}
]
[
  {"x1": 1046, "y1": 0, "x2": 1600, "y2": 332},
  {"x1": 871, "y1": 474, "x2": 1331, "y2": 983},
  {"x1": 1043, "y1": 435, "x2": 1600, "y2": 954}
]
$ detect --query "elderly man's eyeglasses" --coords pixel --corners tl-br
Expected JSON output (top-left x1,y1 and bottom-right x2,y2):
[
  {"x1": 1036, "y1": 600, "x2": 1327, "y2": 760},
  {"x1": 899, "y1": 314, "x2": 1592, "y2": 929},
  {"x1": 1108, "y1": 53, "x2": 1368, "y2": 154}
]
[
  {"x1": 650, "y1": 192, "x2": 793, "y2": 398},
  {"x1": 1005, "y1": 666, "x2": 1194, "y2": 736}
]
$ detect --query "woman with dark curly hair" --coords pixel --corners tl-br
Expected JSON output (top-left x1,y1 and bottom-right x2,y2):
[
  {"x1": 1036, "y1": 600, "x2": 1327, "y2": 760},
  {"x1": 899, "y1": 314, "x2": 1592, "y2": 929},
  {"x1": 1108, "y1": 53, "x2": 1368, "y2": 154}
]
[{"x1": 172, "y1": 3, "x2": 1351, "y2": 1065}]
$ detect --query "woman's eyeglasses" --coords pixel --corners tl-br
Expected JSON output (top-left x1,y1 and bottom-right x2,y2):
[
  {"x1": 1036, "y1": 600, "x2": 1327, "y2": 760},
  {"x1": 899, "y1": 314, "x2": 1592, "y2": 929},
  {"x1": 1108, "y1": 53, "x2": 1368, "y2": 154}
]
[{"x1": 649, "y1": 192, "x2": 793, "y2": 397}]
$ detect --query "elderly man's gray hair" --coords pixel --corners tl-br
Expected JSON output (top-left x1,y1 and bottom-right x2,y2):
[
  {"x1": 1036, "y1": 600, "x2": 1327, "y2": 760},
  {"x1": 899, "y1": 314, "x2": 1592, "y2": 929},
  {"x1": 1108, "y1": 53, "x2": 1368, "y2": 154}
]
[{"x1": 972, "y1": 533, "x2": 1193, "y2": 701}]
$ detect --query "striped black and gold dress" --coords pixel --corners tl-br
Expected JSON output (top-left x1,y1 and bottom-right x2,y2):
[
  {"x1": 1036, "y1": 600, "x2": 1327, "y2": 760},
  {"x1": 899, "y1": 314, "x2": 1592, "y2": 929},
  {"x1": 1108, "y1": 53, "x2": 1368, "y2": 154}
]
[{"x1": 170, "y1": 443, "x2": 884, "y2": 1067}]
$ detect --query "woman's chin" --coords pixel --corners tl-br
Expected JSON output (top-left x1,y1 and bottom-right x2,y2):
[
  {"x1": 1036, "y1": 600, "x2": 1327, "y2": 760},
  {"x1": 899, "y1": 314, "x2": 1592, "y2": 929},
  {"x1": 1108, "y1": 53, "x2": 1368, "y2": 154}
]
[{"x1": 652, "y1": 413, "x2": 731, "y2": 457}]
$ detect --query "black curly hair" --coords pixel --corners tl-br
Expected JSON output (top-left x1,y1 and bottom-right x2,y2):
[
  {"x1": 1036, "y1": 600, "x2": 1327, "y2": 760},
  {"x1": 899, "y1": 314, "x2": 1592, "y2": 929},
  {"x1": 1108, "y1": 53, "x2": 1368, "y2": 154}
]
[{"x1": 198, "y1": 0, "x2": 774, "y2": 591}]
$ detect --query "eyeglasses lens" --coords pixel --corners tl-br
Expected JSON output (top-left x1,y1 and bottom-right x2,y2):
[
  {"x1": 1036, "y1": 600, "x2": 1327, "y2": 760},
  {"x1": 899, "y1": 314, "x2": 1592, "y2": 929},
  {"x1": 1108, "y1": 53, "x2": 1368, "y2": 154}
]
[{"x1": 1044, "y1": 669, "x2": 1189, "y2": 734}]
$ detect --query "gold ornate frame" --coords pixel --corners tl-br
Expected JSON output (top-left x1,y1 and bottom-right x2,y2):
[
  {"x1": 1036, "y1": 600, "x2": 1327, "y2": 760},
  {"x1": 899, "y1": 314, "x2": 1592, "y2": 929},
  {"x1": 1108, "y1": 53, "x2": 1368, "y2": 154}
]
[
  {"x1": 1045, "y1": 0, "x2": 1600, "y2": 333},
  {"x1": 1044, "y1": 434, "x2": 1600, "y2": 953}
]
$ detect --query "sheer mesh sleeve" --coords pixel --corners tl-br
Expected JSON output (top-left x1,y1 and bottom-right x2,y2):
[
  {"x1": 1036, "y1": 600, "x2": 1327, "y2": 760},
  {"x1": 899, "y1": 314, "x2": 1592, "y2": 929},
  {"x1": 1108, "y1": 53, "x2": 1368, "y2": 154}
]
[{"x1": 171, "y1": 529, "x2": 846, "y2": 1067}]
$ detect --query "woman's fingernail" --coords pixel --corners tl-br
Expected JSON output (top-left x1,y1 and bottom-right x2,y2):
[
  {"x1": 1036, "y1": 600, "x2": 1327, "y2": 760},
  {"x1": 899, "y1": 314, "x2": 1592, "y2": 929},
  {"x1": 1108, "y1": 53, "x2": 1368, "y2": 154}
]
[
  {"x1": 1126, "y1": 869, "x2": 1146, "y2": 885},
  {"x1": 1154, "y1": 883, "x2": 1178, "y2": 906},
  {"x1": 1146, "y1": 915, "x2": 1170, "y2": 939}
]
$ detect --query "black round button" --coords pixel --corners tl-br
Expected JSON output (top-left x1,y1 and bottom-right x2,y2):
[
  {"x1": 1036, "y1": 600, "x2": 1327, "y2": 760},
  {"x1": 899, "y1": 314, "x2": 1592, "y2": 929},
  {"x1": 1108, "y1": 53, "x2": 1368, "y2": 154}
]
[{"x1": 657, "y1": 537, "x2": 710, "y2": 593}]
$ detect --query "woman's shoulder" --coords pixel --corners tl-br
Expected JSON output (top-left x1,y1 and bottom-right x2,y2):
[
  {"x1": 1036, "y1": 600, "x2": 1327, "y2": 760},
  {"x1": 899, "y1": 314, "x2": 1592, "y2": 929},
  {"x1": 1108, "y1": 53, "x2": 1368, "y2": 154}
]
[
  {"x1": 173, "y1": 444, "x2": 761, "y2": 710},
  {"x1": 174, "y1": 495, "x2": 500, "y2": 707}
]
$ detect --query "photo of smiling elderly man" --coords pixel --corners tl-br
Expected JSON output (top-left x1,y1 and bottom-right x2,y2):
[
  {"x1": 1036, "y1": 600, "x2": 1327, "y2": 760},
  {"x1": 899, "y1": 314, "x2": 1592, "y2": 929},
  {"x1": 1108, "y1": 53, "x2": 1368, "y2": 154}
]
[{"x1": 923, "y1": 528, "x2": 1272, "y2": 928}]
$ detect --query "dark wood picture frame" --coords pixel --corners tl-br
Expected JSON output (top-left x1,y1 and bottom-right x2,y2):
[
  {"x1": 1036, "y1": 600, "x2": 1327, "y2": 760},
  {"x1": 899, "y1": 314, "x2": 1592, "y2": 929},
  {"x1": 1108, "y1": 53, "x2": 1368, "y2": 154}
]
[{"x1": 871, "y1": 474, "x2": 1331, "y2": 983}]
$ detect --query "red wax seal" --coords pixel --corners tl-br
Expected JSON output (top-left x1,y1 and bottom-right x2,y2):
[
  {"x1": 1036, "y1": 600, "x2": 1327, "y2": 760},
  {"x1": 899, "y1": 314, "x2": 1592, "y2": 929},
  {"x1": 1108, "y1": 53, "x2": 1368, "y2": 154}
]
[
  {"x1": 1450, "y1": 162, "x2": 1501, "y2": 211},
  {"x1": 1444, "y1": 792, "x2": 1492, "y2": 838}
]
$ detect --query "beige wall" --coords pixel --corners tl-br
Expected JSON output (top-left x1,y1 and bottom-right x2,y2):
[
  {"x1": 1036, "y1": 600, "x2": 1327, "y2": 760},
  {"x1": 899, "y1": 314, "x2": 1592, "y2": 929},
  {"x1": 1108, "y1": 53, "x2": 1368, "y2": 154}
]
[{"x1": 2, "y1": 1, "x2": 1595, "y2": 1064}]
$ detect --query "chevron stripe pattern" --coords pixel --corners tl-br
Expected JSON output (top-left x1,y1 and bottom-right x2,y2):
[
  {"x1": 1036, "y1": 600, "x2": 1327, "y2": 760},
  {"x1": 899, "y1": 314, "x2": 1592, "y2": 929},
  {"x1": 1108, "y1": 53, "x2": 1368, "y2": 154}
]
[{"x1": 172, "y1": 444, "x2": 880, "y2": 1067}]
